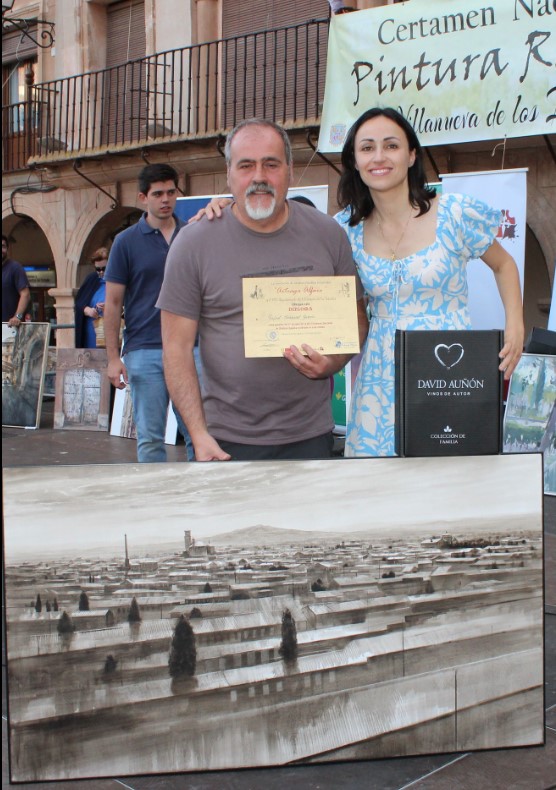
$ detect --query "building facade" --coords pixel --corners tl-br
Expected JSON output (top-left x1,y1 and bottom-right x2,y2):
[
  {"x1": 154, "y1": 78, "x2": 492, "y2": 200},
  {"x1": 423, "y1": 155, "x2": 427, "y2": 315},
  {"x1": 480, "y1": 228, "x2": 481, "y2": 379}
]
[{"x1": 2, "y1": 0, "x2": 555, "y2": 347}]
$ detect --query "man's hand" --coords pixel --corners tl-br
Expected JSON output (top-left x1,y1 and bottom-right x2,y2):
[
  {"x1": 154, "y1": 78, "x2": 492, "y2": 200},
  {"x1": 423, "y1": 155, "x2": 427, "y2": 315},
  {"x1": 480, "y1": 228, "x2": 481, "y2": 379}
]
[
  {"x1": 283, "y1": 344, "x2": 334, "y2": 379},
  {"x1": 7, "y1": 315, "x2": 23, "y2": 327},
  {"x1": 193, "y1": 433, "x2": 232, "y2": 462},
  {"x1": 107, "y1": 358, "x2": 128, "y2": 389}
]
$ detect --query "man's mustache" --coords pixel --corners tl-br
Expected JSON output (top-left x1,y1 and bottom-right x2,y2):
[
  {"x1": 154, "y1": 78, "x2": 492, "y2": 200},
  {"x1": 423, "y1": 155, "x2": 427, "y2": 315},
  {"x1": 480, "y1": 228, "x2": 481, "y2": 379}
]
[{"x1": 246, "y1": 182, "x2": 276, "y2": 197}]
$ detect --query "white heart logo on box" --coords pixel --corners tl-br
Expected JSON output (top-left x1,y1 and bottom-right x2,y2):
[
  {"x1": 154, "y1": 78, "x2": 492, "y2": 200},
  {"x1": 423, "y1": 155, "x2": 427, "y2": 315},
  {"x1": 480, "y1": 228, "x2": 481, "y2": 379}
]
[{"x1": 434, "y1": 343, "x2": 464, "y2": 369}]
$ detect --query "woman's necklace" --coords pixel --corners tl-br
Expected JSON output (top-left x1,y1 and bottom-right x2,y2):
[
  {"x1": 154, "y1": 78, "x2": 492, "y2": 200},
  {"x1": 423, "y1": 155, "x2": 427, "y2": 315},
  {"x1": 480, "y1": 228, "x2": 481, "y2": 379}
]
[{"x1": 375, "y1": 209, "x2": 413, "y2": 262}]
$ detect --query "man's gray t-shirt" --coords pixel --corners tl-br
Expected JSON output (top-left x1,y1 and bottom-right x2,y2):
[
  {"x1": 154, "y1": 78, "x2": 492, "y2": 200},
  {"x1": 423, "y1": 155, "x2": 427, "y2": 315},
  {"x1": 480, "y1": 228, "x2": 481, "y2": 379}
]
[{"x1": 157, "y1": 200, "x2": 361, "y2": 445}]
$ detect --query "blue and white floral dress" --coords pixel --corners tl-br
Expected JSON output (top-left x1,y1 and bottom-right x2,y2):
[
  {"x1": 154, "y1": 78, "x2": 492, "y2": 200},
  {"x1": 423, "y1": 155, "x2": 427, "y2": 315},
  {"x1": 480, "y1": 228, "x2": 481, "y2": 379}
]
[{"x1": 335, "y1": 193, "x2": 501, "y2": 457}]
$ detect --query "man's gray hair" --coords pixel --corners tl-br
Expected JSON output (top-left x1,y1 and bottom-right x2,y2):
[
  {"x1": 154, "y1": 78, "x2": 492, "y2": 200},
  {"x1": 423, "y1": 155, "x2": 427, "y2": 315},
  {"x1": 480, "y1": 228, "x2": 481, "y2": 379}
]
[{"x1": 224, "y1": 119, "x2": 292, "y2": 166}]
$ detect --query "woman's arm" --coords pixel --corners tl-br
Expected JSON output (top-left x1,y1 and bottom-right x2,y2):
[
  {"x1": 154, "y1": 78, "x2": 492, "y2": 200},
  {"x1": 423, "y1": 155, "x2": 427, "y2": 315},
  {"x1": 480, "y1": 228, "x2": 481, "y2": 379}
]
[{"x1": 480, "y1": 239, "x2": 524, "y2": 379}]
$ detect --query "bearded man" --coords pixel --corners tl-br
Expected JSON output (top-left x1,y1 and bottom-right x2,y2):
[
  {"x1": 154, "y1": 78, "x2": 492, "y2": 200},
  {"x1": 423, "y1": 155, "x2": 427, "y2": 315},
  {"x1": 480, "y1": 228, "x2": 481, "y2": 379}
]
[{"x1": 158, "y1": 119, "x2": 367, "y2": 462}]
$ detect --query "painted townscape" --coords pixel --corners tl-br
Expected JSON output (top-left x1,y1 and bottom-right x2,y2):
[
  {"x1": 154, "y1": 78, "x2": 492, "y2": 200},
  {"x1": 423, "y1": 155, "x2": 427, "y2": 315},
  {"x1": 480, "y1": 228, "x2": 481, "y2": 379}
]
[
  {"x1": 3, "y1": 454, "x2": 544, "y2": 781},
  {"x1": 2, "y1": 322, "x2": 50, "y2": 429}
]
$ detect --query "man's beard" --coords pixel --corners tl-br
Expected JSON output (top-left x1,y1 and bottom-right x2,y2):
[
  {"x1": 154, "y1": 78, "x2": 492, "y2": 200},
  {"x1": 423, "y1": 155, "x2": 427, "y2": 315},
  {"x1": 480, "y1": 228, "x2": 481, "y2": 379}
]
[{"x1": 245, "y1": 182, "x2": 276, "y2": 220}]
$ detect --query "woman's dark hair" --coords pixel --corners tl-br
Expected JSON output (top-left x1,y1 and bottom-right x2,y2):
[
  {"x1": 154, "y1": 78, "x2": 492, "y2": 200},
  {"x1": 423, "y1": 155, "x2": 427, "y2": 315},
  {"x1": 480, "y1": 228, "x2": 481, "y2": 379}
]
[{"x1": 337, "y1": 107, "x2": 436, "y2": 226}]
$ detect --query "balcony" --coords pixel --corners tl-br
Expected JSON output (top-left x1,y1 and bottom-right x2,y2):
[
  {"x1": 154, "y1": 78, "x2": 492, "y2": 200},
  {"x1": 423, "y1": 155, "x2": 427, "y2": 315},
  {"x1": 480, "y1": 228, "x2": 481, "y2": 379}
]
[{"x1": 2, "y1": 18, "x2": 329, "y2": 173}]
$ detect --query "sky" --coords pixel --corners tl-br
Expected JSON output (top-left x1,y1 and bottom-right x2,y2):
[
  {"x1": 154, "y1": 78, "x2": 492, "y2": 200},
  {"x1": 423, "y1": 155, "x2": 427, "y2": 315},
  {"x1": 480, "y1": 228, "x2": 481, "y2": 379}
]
[{"x1": 2, "y1": 454, "x2": 542, "y2": 558}]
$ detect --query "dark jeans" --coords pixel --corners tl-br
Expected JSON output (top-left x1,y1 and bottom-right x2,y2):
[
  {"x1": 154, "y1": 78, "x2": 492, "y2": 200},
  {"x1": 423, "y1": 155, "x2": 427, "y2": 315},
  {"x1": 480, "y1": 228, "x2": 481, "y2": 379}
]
[{"x1": 216, "y1": 431, "x2": 334, "y2": 461}]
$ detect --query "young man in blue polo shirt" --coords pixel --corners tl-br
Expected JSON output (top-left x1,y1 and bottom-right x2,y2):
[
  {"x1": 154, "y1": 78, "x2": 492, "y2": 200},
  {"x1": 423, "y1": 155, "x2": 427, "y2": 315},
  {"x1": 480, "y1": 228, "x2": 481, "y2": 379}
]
[{"x1": 103, "y1": 164, "x2": 186, "y2": 462}]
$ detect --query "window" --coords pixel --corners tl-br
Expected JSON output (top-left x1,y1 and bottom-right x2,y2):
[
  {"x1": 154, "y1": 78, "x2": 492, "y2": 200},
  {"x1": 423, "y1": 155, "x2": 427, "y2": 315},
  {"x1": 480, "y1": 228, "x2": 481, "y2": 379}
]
[{"x1": 5, "y1": 61, "x2": 32, "y2": 131}]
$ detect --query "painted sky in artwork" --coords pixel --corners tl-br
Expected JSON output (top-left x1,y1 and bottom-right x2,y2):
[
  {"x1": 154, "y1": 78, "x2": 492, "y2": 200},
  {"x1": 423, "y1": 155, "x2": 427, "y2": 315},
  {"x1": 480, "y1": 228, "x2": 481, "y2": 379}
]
[{"x1": 2, "y1": 454, "x2": 542, "y2": 558}]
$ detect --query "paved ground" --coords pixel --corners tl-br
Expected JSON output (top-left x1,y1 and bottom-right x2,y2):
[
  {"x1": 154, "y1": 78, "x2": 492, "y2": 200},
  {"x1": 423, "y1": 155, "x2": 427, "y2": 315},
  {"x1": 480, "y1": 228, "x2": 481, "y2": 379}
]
[{"x1": 2, "y1": 399, "x2": 555, "y2": 790}]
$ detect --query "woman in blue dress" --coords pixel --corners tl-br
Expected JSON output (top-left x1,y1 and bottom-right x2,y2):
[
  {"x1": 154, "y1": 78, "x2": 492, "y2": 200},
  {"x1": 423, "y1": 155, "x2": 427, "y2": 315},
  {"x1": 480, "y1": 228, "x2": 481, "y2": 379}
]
[{"x1": 335, "y1": 107, "x2": 524, "y2": 457}]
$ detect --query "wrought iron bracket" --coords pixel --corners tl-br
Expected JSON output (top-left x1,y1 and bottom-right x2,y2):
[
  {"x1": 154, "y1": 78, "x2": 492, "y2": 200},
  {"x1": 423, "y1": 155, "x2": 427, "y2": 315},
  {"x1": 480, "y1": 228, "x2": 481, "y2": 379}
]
[
  {"x1": 306, "y1": 129, "x2": 342, "y2": 176},
  {"x1": 10, "y1": 183, "x2": 57, "y2": 219},
  {"x1": 216, "y1": 135, "x2": 226, "y2": 158},
  {"x1": 73, "y1": 159, "x2": 119, "y2": 209},
  {"x1": 2, "y1": 16, "x2": 55, "y2": 49}
]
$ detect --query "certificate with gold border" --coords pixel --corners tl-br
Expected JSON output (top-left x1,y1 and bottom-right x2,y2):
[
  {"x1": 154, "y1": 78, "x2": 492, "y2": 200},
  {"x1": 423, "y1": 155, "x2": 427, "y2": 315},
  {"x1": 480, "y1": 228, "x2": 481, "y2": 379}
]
[{"x1": 242, "y1": 276, "x2": 360, "y2": 358}]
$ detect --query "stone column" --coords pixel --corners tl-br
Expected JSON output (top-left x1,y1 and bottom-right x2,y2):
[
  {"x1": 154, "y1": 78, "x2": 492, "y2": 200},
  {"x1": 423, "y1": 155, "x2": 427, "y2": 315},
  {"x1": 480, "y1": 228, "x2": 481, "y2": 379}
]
[{"x1": 47, "y1": 288, "x2": 76, "y2": 348}]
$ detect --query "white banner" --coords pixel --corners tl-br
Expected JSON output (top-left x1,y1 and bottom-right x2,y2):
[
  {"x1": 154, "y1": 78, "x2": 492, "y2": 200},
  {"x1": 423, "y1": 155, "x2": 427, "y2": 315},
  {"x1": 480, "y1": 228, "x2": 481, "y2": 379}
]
[
  {"x1": 441, "y1": 169, "x2": 527, "y2": 330},
  {"x1": 318, "y1": 0, "x2": 555, "y2": 152},
  {"x1": 549, "y1": 278, "x2": 556, "y2": 331}
]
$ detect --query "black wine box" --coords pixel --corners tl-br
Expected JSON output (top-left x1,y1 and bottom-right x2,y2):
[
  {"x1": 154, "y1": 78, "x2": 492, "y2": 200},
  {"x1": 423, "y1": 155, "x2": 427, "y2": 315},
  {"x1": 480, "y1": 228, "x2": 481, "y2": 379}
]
[{"x1": 395, "y1": 330, "x2": 504, "y2": 457}]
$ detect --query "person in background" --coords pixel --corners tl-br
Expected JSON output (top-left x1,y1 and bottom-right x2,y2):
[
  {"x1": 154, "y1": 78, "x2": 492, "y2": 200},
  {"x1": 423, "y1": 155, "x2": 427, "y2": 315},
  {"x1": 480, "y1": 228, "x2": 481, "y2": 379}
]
[
  {"x1": 328, "y1": 1, "x2": 356, "y2": 14},
  {"x1": 2, "y1": 233, "x2": 30, "y2": 326},
  {"x1": 103, "y1": 164, "x2": 186, "y2": 463},
  {"x1": 74, "y1": 246, "x2": 110, "y2": 348},
  {"x1": 335, "y1": 106, "x2": 523, "y2": 458},
  {"x1": 158, "y1": 118, "x2": 367, "y2": 462}
]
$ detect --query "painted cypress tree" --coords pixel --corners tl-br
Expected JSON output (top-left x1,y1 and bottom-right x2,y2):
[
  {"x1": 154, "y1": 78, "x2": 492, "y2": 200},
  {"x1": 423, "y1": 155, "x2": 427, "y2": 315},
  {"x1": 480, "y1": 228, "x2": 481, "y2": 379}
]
[
  {"x1": 78, "y1": 591, "x2": 90, "y2": 611},
  {"x1": 279, "y1": 608, "x2": 298, "y2": 663},
  {"x1": 203, "y1": 582, "x2": 212, "y2": 593},
  {"x1": 53, "y1": 597, "x2": 59, "y2": 612},
  {"x1": 35, "y1": 594, "x2": 42, "y2": 613},
  {"x1": 534, "y1": 357, "x2": 546, "y2": 410},
  {"x1": 127, "y1": 596, "x2": 141, "y2": 624},
  {"x1": 103, "y1": 654, "x2": 118, "y2": 674},
  {"x1": 168, "y1": 615, "x2": 196, "y2": 678},
  {"x1": 45, "y1": 600, "x2": 51, "y2": 612},
  {"x1": 57, "y1": 611, "x2": 75, "y2": 635}
]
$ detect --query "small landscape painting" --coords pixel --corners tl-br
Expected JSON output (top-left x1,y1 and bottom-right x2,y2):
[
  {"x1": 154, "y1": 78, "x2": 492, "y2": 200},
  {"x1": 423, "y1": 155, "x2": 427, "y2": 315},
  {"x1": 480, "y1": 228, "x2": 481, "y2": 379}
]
[{"x1": 2, "y1": 322, "x2": 50, "y2": 428}]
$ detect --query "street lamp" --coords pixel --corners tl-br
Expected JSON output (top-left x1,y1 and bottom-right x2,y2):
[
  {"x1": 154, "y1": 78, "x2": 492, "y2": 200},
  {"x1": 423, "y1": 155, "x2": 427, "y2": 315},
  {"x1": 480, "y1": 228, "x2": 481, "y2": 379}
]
[{"x1": 2, "y1": 1, "x2": 55, "y2": 49}]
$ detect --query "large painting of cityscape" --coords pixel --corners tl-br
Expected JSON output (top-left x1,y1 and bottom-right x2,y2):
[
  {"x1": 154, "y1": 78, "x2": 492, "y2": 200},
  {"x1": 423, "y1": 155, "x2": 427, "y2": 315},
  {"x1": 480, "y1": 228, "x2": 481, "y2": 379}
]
[{"x1": 3, "y1": 454, "x2": 544, "y2": 782}]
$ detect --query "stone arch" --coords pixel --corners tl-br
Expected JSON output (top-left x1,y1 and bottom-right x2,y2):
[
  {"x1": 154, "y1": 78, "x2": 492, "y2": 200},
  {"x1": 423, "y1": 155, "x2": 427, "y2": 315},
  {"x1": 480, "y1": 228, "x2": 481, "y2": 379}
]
[
  {"x1": 60, "y1": 199, "x2": 141, "y2": 346},
  {"x1": 2, "y1": 193, "x2": 64, "y2": 269},
  {"x1": 65, "y1": 201, "x2": 140, "y2": 288},
  {"x1": 68, "y1": 203, "x2": 142, "y2": 289},
  {"x1": 525, "y1": 181, "x2": 555, "y2": 288}
]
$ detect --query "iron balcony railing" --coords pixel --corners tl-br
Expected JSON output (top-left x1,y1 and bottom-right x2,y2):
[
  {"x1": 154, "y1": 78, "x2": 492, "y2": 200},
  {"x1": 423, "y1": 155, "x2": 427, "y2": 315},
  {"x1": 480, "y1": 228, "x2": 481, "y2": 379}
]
[{"x1": 2, "y1": 18, "x2": 329, "y2": 172}]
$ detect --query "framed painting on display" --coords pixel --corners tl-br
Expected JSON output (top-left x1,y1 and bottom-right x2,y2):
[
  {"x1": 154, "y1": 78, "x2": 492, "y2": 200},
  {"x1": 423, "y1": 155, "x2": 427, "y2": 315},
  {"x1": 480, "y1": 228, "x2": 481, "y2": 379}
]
[
  {"x1": 53, "y1": 348, "x2": 111, "y2": 431},
  {"x1": 2, "y1": 453, "x2": 544, "y2": 782},
  {"x1": 503, "y1": 352, "x2": 556, "y2": 494},
  {"x1": 2, "y1": 322, "x2": 50, "y2": 429}
]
